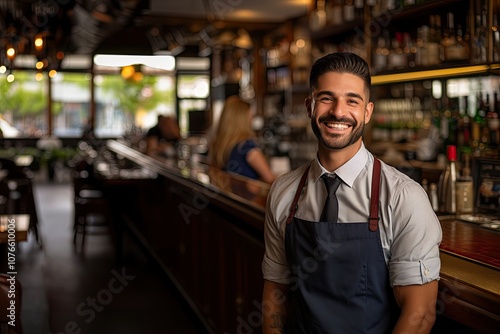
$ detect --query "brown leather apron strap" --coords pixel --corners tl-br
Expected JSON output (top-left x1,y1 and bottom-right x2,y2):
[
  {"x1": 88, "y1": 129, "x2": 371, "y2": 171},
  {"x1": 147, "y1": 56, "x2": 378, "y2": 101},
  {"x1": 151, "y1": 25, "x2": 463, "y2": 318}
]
[
  {"x1": 286, "y1": 166, "x2": 311, "y2": 224},
  {"x1": 286, "y1": 158, "x2": 381, "y2": 229},
  {"x1": 369, "y1": 158, "x2": 381, "y2": 232}
]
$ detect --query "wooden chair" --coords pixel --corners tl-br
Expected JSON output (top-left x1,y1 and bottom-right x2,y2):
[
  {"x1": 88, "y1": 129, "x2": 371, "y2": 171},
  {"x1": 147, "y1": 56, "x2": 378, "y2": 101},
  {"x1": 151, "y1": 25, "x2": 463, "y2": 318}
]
[
  {"x1": 6, "y1": 177, "x2": 41, "y2": 247},
  {"x1": 0, "y1": 274, "x2": 22, "y2": 334}
]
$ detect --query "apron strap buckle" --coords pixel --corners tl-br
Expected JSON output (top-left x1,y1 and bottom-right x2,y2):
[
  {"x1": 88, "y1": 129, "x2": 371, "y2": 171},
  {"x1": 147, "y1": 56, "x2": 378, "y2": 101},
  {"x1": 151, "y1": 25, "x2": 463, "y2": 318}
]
[{"x1": 369, "y1": 217, "x2": 379, "y2": 232}]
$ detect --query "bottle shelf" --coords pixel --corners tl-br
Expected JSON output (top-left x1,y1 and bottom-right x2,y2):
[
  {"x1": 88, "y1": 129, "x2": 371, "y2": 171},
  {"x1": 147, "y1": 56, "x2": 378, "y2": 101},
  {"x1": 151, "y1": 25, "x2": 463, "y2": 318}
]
[{"x1": 372, "y1": 63, "x2": 499, "y2": 85}]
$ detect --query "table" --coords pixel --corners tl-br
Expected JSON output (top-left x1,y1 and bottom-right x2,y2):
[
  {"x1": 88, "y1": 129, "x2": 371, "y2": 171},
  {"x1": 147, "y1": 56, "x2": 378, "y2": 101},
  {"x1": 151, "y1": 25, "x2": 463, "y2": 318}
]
[{"x1": 0, "y1": 214, "x2": 30, "y2": 243}]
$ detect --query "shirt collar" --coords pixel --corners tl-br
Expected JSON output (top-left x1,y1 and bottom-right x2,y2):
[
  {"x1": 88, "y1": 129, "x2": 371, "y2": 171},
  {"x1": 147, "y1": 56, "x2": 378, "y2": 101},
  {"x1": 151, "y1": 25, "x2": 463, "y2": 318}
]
[{"x1": 312, "y1": 143, "x2": 369, "y2": 188}]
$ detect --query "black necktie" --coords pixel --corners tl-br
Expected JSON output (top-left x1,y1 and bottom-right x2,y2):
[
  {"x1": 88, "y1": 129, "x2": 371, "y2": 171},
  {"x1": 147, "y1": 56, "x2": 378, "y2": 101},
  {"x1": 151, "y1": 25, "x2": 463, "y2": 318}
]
[{"x1": 321, "y1": 175, "x2": 342, "y2": 222}]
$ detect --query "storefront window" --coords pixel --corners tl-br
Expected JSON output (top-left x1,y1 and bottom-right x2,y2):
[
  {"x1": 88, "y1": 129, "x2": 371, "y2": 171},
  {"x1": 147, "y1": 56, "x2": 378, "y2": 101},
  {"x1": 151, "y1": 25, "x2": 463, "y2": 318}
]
[
  {"x1": 0, "y1": 70, "x2": 47, "y2": 137},
  {"x1": 51, "y1": 72, "x2": 91, "y2": 137},
  {"x1": 94, "y1": 73, "x2": 176, "y2": 137}
]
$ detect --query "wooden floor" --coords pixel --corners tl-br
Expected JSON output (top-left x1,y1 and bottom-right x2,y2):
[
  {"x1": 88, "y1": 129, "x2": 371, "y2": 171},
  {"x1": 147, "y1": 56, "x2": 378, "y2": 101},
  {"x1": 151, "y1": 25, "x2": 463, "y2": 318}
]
[{"x1": 16, "y1": 180, "x2": 207, "y2": 334}]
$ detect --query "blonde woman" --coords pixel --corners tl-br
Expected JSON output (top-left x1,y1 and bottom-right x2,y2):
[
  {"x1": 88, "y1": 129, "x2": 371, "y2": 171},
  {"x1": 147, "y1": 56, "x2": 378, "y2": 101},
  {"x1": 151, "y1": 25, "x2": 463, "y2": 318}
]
[{"x1": 209, "y1": 95, "x2": 276, "y2": 184}]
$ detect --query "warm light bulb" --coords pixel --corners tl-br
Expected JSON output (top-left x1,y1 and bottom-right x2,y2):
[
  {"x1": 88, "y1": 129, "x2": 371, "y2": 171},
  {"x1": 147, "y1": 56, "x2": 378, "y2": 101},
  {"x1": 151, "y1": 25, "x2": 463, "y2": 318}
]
[
  {"x1": 36, "y1": 61, "x2": 44, "y2": 70},
  {"x1": 49, "y1": 69, "x2": 57, "y2": 78},
  {"x1": 7, "y1": 74, "x2": 15, "y2": 82},
  {"x1": 133, "y1": 72, "x2": 143, "y2": 82},
  {"x1": 120, "y1": 65, "x2": 135, "y2": 80},
  {"x1": 35, "y1": 72, "x2": 43, "y2": 81},
  {"x1": 6, "y1": 47, "x2": 15, "y2": 60},
  {"x1": 0, "y1": 65, "x2": 6, "y2": 74},
  {"x1": 296, "y1": 39, "x2": 306, "y2": 48},
  {"x1": 35, "y1": 37, "x2": 44, "y2": 50}
]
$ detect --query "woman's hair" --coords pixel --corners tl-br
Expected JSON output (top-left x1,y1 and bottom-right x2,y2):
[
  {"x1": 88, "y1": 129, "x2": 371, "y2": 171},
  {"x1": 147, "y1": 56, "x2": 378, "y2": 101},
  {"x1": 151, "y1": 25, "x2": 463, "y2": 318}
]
[
  {"x1": 209, "y1": 95, "x2": 254, "y2": 169},
  {"x1": 309, "y1": 52, "x2": 371, "y2": 99}
]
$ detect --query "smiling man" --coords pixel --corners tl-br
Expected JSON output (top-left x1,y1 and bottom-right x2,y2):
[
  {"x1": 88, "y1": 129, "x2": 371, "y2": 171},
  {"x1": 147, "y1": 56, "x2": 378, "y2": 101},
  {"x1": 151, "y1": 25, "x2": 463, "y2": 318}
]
[{"x1": 261, "y1": 52, "x2": 442, "y2": 334}]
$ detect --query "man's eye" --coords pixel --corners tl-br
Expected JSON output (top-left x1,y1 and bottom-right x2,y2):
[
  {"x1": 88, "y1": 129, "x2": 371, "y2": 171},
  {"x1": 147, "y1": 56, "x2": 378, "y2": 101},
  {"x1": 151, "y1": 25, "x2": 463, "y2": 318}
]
[{"x1": 319, "y1": 97, "x2": 333, "y2": 103}]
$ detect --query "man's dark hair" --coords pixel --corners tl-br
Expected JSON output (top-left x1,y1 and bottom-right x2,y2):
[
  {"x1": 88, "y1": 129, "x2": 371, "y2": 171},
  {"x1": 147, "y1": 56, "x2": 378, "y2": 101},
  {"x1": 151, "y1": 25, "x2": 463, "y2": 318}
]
[{"x1": 309, "y1": 52, "x2": 371, "y2": 97}]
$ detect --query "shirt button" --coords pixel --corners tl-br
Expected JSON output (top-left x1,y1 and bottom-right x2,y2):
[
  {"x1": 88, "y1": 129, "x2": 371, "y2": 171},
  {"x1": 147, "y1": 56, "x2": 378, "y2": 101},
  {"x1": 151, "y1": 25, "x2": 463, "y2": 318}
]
[{"x1": 424, "y1": 269, "x2": 429, "y2": 276}]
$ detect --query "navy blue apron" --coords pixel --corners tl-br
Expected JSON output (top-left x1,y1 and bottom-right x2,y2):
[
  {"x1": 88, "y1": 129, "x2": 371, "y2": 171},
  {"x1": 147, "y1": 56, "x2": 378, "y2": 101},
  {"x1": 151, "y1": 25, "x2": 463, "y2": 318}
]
[{"x1": 284, "y1": 159, "x2": 398, "y2": 333}]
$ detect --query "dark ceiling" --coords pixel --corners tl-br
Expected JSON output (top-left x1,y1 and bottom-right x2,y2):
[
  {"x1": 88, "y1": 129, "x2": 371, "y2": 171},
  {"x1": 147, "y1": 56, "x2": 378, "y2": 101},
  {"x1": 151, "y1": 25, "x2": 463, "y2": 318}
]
[
  {"x1": 0, "y1": 0, "x2": 148, "y2": 57},
  {"x1": 0, "y1": 0, "x2": 310, "y2": 68}
]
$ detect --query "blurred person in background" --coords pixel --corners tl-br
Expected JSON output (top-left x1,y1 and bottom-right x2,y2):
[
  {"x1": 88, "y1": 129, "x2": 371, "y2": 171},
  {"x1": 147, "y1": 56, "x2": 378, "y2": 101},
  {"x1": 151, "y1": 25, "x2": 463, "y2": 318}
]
[
  {"x1": 208, "y1": 95, "x2": 276, "y2": 184},
  {"x1": 145, "y1": 115, "x2": 181, "y2": 156}
]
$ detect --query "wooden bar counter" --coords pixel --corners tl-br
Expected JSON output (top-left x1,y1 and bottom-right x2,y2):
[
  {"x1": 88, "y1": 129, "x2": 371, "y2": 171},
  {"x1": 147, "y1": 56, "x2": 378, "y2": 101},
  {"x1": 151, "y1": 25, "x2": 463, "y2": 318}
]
[{"x1": 103, "y1": 139, "x2": 499, "y2": 334}]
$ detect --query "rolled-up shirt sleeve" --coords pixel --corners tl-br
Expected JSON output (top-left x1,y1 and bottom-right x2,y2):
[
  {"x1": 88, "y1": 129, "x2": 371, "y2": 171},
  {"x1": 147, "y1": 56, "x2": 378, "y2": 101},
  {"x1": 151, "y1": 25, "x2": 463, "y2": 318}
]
[{"x1": 388, "y1": 181, "x2": 442, "y2": 286}]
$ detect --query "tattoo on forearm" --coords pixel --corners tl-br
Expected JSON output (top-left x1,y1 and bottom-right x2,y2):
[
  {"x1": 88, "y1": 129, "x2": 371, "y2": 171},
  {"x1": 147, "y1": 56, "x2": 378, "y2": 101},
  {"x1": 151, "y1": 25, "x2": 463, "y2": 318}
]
[{"x1": 269, "y1": 312, "x2": 286, "y2": 333}]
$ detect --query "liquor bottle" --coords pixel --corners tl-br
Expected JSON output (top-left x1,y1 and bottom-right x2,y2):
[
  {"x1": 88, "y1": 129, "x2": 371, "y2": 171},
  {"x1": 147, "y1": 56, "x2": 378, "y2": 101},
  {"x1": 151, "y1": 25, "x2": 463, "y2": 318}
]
[
  {"x1": 417, "y1": 25, "x2": 429, "y2": 66},
  {"x1": 403, "y1": 32, "x2": 416, "y2": 68},
  {"x1": 473, "y1": 1, "x2": 488, "y2": 63},
  {"x1": 427, "y1": 15, "x2": 441, "y2": 65},
  {"x1": 438, "y1": 145, "x2": 458, "y2": 214},
  {"x1": 471, "y1": 92, "x2": 486, "y2": 157},
  {"x1": 456, "y1": 152, "x2": 474, "y2": 214},
  {"x1": 439, "y1": 97, "x2": 451, "y2": 151},
  {"x1": 443, "y1": 13, "x2": 470, "y2": 61},
  {"x1": 493, "y1": 13, "x2": 499, "y2": 62},
  {"x1": 457, "y1": 96, "x2": 471, "y2": 158},
  {"x1": 486, "y1": 93, "x2": 499, "y2": 154},
  {"x1": 309, "y1": 0, "x2": 327, "y2": 31},
  {"x1": 343, "y1": 0, "x2": 355, "y2": 22},
  {"x1": 435, "y1": 14, "x2": 445, "y2": 62},
  {"x1": 481, "y1": 93, "x2": 492, "y2": 153},
  {"x1": 442, "y1": 12, "x2": 456, "y2": 60},
  {"x1": 372, "y1": 32, "x2": 389, "y2": 74},
  {"x1": 429, "y1": 183, "x2": 439, "y2": 212},
  {"x1": 354, "y1": 0, "x2": 364, "y2": 20},
  {"x1": 327, "y1": 0, "x2": 343, "y2": 26},
  {"x1": 387, "y1": 32, "x2": 406, "y2": 70},
  {"x1": 448, "y1": 97, "x2": 459, "y2": 148}
]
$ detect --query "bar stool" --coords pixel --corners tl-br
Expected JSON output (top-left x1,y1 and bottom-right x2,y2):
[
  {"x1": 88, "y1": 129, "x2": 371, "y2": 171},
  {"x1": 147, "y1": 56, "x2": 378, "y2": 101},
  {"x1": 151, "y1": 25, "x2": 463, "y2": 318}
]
[{"x1": 72, "y1": 168, "x2": 113, "y2": 253}]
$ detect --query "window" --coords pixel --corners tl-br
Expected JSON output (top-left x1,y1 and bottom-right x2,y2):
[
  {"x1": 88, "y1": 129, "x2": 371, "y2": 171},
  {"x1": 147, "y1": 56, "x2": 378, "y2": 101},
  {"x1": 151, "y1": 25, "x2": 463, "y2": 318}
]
[
  {"x1": 0, "y1": 70, "x2": 48, "y2": 137},
  {"x1": 51, "y1": 72, "x2": 92, "y2": 137}
]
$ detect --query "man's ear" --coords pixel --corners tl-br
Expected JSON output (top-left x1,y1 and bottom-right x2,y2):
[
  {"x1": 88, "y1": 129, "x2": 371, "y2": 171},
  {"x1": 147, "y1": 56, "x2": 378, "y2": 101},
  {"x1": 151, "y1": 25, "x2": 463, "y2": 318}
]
[
  {"x1": 305, "y1": 97, "x2": 313, "y2": 118},
  {"x1": 365, "y1": 101, "x2": 374, "y2": 124}
]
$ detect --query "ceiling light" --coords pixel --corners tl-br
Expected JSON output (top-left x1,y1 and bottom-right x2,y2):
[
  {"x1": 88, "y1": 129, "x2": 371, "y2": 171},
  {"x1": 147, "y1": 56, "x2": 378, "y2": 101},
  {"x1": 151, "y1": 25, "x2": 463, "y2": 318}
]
[{"x1": 94, "y1": 54, "x2": 175, "y2": 71}]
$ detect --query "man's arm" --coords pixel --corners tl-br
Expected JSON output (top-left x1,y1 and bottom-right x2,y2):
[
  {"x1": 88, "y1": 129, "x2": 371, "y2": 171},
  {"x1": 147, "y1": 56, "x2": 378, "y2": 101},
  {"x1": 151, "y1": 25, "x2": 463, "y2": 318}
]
[
  {"x1": 145, "y1": 136, "x2": 159, "y2": 155},
  {"x1": 262, "y1": 280, "x2": 289, "y2": 334},
  {"x1": 392, "y1": 281, "x2": 439, "y2": 334}
]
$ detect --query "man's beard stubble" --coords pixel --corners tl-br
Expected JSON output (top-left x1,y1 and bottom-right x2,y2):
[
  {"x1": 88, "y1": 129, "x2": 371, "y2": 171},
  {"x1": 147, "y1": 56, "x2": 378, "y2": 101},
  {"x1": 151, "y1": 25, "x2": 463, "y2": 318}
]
[{"x1": 311, "y1": 115, "x2": 365, "y2": 151}]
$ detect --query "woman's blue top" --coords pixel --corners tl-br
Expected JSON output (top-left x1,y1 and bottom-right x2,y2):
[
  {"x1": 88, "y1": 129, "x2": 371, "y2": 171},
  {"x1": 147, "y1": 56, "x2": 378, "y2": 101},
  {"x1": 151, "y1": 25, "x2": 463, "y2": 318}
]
[{"x1": 226, "y1": 139, "x2": 259, "y2": 180}]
